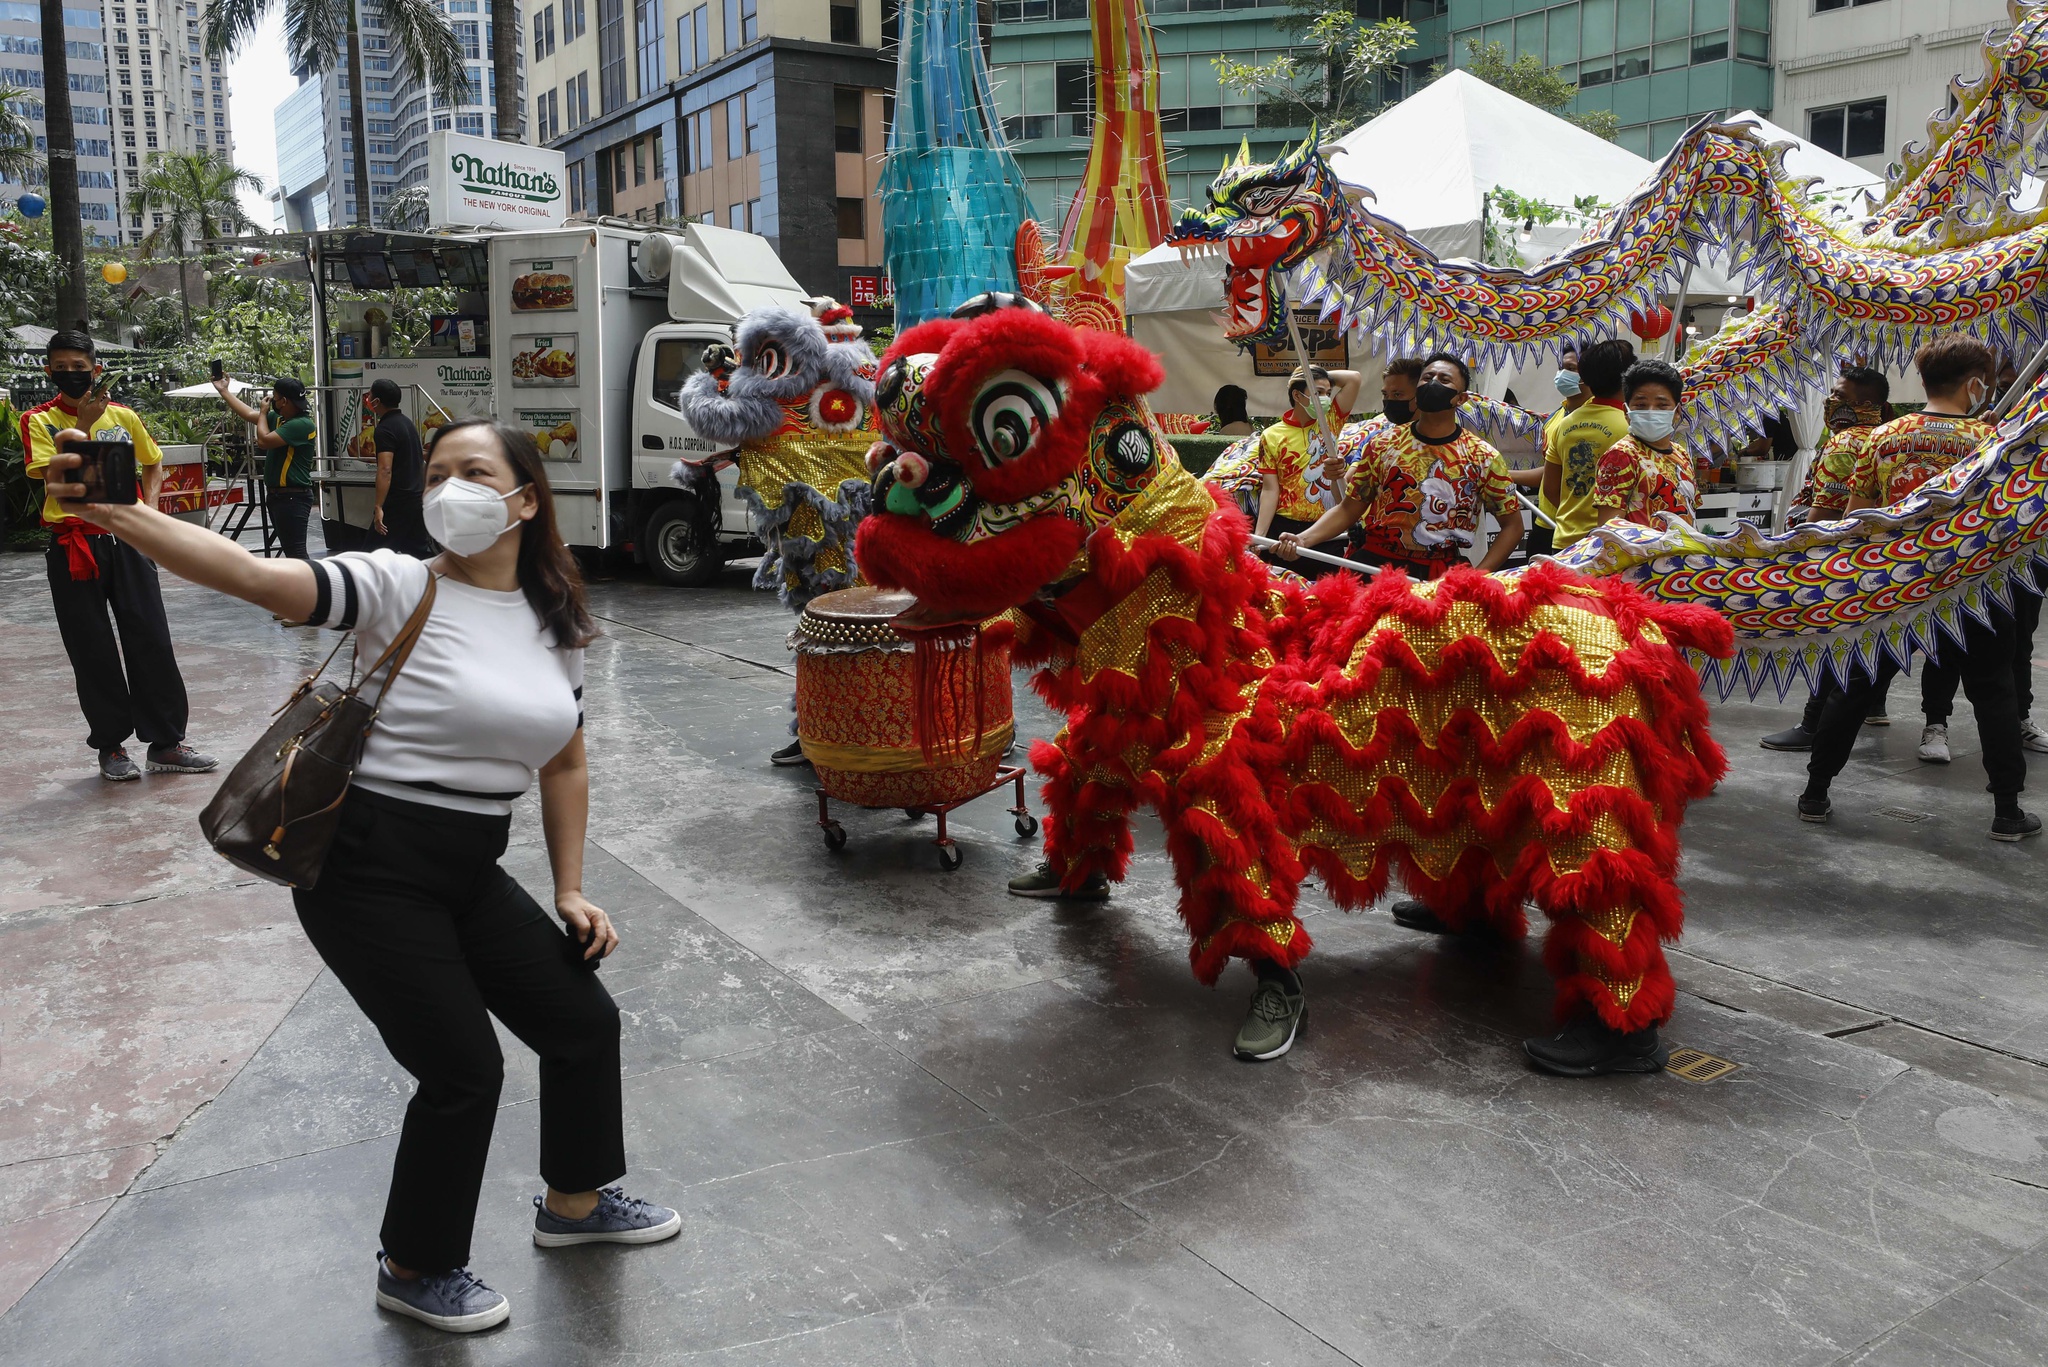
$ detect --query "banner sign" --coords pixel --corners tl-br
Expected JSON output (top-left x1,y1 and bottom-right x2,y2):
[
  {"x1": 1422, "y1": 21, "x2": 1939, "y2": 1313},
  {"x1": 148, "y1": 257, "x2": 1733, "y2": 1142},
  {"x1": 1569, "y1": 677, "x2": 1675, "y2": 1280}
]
[
  {"x1": 1250, "y1": 311, "x2": 1349, "y2": 377},
  {"x1": 428, "y1": 131, "x2": 568, "y2": 230}
]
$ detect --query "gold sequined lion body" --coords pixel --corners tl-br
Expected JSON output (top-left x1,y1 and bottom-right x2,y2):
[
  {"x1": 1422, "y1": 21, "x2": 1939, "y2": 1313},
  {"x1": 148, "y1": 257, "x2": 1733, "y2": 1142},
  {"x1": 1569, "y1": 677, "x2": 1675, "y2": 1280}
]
[{"x1": 855, "y1": 301, "x2": 1732, "y2": 1034}]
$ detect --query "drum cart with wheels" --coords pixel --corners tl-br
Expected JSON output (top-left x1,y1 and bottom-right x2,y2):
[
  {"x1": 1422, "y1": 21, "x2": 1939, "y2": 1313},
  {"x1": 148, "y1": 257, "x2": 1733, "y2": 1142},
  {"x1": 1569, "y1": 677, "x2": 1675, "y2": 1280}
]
[{"x1": 817, "y1": 764, "x2": 1039, "y2": 870}]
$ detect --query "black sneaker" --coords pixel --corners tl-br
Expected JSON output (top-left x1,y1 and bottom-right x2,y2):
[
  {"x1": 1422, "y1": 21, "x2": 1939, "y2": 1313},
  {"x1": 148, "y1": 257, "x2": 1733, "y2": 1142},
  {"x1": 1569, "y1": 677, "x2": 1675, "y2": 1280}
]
[
  {"x1": 1524, "y1": 1016, "x2": 1668, "y2": 1076},
  {"x1": 532, "y1": 1187, "x2": 682, "y2": 1247},
  {"x1": 145, "y1": 743, "x2": 218, "y2": 774},
  {"x1": 1389, "y1": 897, "x2": 1453, "y2": 934},
  {"x1": 1007, "y1": 862, "x2": 1110, "y2": 900},
  {"x1": 1992, "y1": 810, "x2": 2043, "y2": 843},
  {"x1": 1862, "y1": 710, "x2": 1890, "y2": 727},
  {"x1": 1798, "y1": 795, "x2": 1832, "y2": 823},
  {"x1": 98, "y1": 746, "x2": 139, "y2": 781},
  {"x1": 1759, "y1": 725, "x2": 1815, "y2": 751},
  {"x1": 770, "y1": 739, "x2": 810, "y2": 766},
  {"x1": 374, "y1": 1256, "x2": 509, "y2": 1333}
]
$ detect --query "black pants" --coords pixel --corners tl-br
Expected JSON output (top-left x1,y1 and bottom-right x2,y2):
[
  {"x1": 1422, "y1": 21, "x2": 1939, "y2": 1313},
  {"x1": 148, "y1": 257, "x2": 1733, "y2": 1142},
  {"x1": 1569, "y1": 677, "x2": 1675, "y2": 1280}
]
[
  {"x1": 380, "y1": 486, "x2": 435, "y2": 558},
  {"x1": 270, "y1": 487, "x2": 315, "y2": 561},
  {"x1": 1266, "y1": 514, "x2": 1344, "y2": 580},
  {"x1": 1799, "y1": 669, "x2": 1894, "y2": 732},
  {"x1": 294, "y1": 787, "x2": 625, "y2": 1272},
  {"x1": 1808, "y1": 606, "x2": 2027, "y2": 800},
  {"x1": 45, "y1": 534, "x2": 188, "y2": 752},
  {"x1": 1923, "y1": 589, "x2": 2041, "y2": 723}
]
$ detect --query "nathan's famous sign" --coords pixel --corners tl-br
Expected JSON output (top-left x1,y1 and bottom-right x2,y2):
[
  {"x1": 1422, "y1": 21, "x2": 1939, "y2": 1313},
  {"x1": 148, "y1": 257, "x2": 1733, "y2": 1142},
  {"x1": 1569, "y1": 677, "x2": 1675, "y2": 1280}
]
[{"x1": 427, "y1": 130, "x2": 568, "y2": 230}]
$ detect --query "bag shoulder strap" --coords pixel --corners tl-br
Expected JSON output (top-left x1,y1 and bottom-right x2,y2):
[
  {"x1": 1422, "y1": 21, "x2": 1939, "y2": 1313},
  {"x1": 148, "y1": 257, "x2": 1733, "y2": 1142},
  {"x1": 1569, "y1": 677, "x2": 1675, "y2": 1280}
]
[{"x1": 354, "y1": 573, "x2": 438, "y2": 709}]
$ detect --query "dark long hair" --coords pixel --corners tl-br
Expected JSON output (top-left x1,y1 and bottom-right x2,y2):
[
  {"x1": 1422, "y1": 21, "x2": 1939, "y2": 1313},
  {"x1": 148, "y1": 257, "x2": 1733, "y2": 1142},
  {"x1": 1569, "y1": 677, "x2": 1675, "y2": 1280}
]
[{"x1": 428, "y1": 419, "x2": 599, "y2": 649}]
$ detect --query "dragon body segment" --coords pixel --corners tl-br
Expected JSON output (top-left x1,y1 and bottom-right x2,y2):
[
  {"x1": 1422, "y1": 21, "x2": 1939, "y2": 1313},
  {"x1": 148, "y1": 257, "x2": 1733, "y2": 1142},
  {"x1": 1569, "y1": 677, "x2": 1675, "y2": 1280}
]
[{"x1": 855, "y1": 304, "x2": 1729, "y2": 1034}]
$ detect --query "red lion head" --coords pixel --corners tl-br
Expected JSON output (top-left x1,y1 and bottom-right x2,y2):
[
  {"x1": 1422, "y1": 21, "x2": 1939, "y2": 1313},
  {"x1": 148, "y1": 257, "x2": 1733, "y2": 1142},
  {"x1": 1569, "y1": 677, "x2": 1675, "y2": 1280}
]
[{"x1": 854, "y1": 296, "x2": 1167, "y2": 626}]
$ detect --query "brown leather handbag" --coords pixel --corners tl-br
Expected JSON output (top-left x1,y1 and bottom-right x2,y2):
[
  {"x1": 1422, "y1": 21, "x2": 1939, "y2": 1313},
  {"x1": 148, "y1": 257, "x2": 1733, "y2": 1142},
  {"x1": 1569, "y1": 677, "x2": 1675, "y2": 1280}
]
[{"x1": 200, "y1": 578, "x2": 437, "y2": 888}]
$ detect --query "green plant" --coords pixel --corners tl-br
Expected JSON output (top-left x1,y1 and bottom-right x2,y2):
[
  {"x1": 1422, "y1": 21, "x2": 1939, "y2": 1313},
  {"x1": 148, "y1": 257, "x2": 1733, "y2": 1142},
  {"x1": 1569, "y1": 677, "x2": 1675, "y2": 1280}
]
[
  {"x1": 130, "y1": 153, "x2": 265, "y2": 338},
  {"x1": 1435, "y1": 40, "x2": 1619, "y2": 142},
  {"x1": 1480, "y1": 186, "x2": 1612, "y2": 267},
  {"x1": 1213, "y1": 7, "x2": 1416, "y2": 137}
]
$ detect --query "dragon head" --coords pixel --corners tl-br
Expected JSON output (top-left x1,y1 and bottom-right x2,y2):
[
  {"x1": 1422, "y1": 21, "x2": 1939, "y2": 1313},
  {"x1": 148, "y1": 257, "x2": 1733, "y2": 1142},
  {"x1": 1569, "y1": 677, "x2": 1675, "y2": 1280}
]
[
  {"x1": 853, "y1": 295, "x2": 1169, "y2": 626},
  {"x1": 1169, "y1": 130, "x2": 1338, "y2": 346},
  {"x1": 679, "y1": 303, "x2": 878, "y2": 447}
]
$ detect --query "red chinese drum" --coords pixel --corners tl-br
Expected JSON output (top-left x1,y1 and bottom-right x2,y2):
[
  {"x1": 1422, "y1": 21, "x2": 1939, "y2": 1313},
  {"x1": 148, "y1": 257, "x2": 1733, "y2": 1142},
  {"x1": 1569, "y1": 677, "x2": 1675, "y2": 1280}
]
[{"x1": 793, "y1": 587, "x2": 1015, "y2": 808}]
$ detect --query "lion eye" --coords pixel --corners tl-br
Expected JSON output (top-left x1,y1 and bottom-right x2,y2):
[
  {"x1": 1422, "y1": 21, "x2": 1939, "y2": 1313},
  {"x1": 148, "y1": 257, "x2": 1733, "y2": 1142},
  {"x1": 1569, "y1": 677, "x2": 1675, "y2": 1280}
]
[
  {"x1": 752, "y1": 341, "x2": 791, "y2": 379},
  {"x1": 971, "y1": 371, "x2": 1061, "y2": 466}
]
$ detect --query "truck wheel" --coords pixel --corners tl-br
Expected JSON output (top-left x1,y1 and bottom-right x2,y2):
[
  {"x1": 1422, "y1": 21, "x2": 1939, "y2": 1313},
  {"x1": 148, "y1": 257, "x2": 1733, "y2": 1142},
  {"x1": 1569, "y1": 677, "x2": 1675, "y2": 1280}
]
[{"x1": 644, "y1": 501, "x2": 721, "y2": 587}]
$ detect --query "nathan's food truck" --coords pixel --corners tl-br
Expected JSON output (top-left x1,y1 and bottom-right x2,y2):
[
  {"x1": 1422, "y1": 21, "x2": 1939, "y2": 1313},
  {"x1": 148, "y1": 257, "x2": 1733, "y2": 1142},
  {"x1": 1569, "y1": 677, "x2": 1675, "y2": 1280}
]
[{"x1": 300, "y1": 130, "x2": 813, "y2": 583}]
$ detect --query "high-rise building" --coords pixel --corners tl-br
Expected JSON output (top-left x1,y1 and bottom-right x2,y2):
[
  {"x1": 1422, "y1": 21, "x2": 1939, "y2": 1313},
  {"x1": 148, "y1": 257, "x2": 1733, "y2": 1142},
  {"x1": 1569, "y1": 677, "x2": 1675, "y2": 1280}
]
[
  {"x1": 988, "y1": 1, "x2": 1445, "y2": 230},
  {"x1": 280, "y1": 0, "x2": 516, "y2": 229},
  {"x1": 525, "y1": 0, "x2": 894, "y2": 313},
  {"x1": 107, "y1": 0, "x2": 237, "y2": 245},
  {"x1": 1772, "y1": 0, "x2": 2008, "y2": 177},
  {"x1": 0, "y1": 2, "x2": 121, "y2": 244},
  {"x1": 273, "y1": 72, "x2": 328, "y2": 231},
  {"x1": 1439, "y1": 1, "x2": 1774, "y2": 159}
]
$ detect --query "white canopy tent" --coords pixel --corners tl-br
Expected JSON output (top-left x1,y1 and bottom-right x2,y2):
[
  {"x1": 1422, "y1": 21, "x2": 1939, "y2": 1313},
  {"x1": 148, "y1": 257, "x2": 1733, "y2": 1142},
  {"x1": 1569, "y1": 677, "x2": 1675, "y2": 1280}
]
[{"x1": 1127, "y1": 72, "x2": 1729, "y2": 419}]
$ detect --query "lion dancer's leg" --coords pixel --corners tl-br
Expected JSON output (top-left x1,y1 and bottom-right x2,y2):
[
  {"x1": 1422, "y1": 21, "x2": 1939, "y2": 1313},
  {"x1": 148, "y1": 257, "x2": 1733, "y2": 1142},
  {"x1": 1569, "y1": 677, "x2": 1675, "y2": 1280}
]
[
  {"x1": 1524, "y1": 846, "x2": 1683, "y2": 1076},
  {"x1": 1016, "y1": 722, "x2": 1138, "y2": 897},
  {"x1": 1159, "y1": 707, "x2": 1312, "y2": 1061}
]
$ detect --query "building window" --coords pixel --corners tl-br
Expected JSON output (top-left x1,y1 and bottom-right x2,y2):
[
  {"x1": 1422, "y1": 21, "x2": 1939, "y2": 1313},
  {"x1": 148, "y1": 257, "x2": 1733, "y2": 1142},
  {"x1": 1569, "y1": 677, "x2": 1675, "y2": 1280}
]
[
  {"x1": 532, "y1": 7, "x2": 551, "y2": 60},
  {"x1": 633, "y1": 134, "x2": 646, "y2": 184},
  {"x1": 830, "y1": 2, "x2": 856, "y2": 44},
  {"x1": 454, "y1": 20, "x2": 480, "y2": 59},
  {"x1": 722, "y1": 0, "x2": 737, "y2": 52},
  {"x1": 1809, "y1": 98, "x2": 1885, "y2": 159},
  {"x1": 1814, "y1": 0, "x2": 1885, "y2": 10},
  {"x1": 726, "y1": 90, "x2": 750, "y2": 158},
  {"x1": 569, "y1": 157, "x2": 585, "y2": 212},
  {"x1": 835, "y1": 196, "x2": 863, "y2": 239},
  {"x1": 598, "y1": 0, "x2": 627, "y2": 111},
  {"x1": 834, "y1": 87, "x2": 861, "y2": 152},
  {"x1": 637, "y1": 0, "x2": 664, "y2": 93},
  {"x1": 687, "y1": 106, "x2": 712, "y2": 169}
]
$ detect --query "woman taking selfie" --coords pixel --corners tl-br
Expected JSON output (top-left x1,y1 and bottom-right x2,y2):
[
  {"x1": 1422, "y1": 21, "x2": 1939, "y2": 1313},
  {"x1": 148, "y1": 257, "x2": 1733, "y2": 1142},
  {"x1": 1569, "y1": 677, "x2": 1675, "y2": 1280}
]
[{"x1": 39, "y1": 419, "x2": 678, "y2": 1335}]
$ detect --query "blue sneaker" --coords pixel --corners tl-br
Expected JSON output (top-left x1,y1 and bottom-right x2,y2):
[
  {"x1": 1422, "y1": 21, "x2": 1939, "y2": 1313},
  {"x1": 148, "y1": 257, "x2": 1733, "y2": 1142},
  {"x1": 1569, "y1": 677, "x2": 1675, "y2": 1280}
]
[
  {"x1": 374, "y1": 1256, "x2": 510, "y2": 1333},
  {"x1": 532, "y1": 1187, "x2": 682, "y2": 1247}
]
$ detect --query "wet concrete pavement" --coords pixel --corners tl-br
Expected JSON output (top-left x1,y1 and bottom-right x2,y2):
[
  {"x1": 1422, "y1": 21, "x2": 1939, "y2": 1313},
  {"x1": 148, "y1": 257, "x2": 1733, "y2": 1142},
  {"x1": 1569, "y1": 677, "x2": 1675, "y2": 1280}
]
[{"x1": 3, "y1": 544, "x2": 2047, "y2": 1365}]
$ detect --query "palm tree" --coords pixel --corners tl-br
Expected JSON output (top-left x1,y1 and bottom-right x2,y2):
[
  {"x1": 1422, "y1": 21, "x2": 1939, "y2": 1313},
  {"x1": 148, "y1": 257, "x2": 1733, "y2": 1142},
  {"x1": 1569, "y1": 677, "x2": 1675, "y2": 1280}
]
[
  {"x1": 381, "y1": 182, "x2": 428, "y2": 230},
  {"x1": 491, "y1": 0, "x2": 519, "y2": 143},
  {"x1": 38, "y1": 0, "x2": 87, "y2": 329},
  {"x1": 0, "y1": 86, "x2": 40, "y2": 186},
  {"x1": 130, "y1": 151, "x2": 262, "y2": 337},
  {"x1": 204, "y1": 0, "x2": 468, "y2": 229}
]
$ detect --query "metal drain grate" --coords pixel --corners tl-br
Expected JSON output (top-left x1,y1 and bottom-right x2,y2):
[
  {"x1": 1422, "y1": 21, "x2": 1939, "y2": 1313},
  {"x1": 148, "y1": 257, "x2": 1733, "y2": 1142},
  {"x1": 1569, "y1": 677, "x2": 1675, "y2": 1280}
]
[
  {"x1": 1665, "y1": 1048, "x2": 1742, "y2": 1084},
  {"x1": 1876, "y1": 807, "x2": 1933, "y2": 823}
]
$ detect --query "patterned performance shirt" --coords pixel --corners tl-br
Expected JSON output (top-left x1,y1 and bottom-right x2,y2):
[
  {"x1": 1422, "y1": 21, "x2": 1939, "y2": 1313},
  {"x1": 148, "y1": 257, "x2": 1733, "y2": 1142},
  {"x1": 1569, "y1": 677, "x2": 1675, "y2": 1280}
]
[
  {"x1": 1344, "y1": 423, "x2": 1514, "y2": 569},
  {"x1": 1593, "y1": 436, "x2": 1698, "y2": 527},
  {"x1": 1851, "y1": 411, "x2": 1996, "y2": 506},
  {"x1": 1799, "y1": 424, "x2": 1876, "y2": 517},
  {"x1": 1254, "y1": 406, "x2": 1350, "y2": 521}
]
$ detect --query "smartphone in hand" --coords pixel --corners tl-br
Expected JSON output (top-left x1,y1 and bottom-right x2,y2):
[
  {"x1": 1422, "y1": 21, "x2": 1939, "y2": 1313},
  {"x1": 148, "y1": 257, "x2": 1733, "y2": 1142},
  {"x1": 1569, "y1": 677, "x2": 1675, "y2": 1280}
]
[
  {"x1": 209, "y1": 358, "x2": 225, "y2": 381},
  {"x1": 63, "y1": 437, "x2": 139, "y2": 505}
]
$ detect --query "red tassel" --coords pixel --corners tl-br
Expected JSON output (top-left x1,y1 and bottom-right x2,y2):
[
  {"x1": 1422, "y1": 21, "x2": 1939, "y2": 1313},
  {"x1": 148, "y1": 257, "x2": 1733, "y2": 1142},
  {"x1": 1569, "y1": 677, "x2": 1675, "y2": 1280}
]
[{"x1": 906, "y1": 622, "x2": 984, "y2": 763}]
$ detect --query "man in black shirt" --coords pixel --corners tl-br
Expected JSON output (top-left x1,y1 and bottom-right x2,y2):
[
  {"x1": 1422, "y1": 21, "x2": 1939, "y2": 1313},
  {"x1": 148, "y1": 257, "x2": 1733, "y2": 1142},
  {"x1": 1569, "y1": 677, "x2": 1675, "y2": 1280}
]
[{"x1": 368, "y1": 378, "x2": 432, "y2": 557}]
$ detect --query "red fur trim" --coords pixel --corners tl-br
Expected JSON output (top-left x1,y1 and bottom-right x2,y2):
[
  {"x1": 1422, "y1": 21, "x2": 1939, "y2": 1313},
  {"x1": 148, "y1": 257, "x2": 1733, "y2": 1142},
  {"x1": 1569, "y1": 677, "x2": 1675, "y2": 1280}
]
[{"x1": 855, "y1": 510, "x2": 1086, "y2": 622}]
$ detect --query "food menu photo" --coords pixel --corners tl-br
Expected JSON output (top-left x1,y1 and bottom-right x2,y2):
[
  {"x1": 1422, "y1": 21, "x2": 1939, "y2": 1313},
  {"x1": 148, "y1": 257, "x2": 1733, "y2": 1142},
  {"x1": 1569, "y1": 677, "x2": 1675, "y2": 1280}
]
[
  {"x1": 509, "y1": 258, "x2": 577, "y2": 311},
  {"x1": 509, "y1": 334, "x2": 578, "y2": 386},
  {"x1": 517, "y1": 409, "x2": 580, "y2": 462}
]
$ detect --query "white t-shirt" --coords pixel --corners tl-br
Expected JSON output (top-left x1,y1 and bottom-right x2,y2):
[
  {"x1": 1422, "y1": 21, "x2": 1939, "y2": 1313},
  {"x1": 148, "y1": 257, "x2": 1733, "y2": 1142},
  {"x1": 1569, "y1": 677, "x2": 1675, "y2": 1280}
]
[{"x1": 310, "y1": 550, "x2": 585, "y2": 815}]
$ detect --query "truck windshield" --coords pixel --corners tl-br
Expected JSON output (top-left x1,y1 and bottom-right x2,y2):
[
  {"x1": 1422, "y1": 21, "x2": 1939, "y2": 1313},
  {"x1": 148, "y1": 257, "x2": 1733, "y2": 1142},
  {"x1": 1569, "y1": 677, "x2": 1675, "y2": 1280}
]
[{"x1": 651, "y1": 338, "x2": 709, "y2": 411}]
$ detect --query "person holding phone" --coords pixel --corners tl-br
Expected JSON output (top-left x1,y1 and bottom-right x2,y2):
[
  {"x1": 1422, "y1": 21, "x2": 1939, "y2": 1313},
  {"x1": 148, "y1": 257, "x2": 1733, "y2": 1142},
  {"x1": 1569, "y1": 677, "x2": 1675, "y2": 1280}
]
[
  {"x1": 37, "y1": 417, "x2": 679, "y2": 1334},
  {"x1": 24, "y1": 329, "x2": 215, "y2": 782},
  {"x1": 214, "y1": 372, "x2": 318, "y2": 560}
]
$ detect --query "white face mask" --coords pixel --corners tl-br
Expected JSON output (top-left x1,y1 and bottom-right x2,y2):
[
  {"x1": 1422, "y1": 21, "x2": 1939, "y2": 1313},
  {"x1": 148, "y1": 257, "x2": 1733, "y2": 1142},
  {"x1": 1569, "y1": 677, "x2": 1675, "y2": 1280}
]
[
  {"x1": 424, "y1": 476, "x2": 527, "y2": 557},
  {"x1": 1627, "y1": 408, "x2": 1677, "y2": 443}
]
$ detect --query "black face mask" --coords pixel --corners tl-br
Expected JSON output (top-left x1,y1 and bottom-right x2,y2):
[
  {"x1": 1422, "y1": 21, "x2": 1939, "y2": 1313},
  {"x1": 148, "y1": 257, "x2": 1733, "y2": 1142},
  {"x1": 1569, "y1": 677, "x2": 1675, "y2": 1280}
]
[
  {"x1": 50, "y1": 369, "x2": 95, "y2": 399},
  {"x1": 1415, "y1": 381, "x2": 1457, "y2": 413},
  {"x1": 1381, "y1": 398, "x2": 1413, "y2": 424}
]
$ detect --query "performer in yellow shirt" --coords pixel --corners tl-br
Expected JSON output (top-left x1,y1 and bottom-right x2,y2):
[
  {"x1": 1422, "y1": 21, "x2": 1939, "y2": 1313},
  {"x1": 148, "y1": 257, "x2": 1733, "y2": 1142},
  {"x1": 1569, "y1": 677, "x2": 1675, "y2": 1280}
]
[
  {"x1": 23, "y1": 330, "x2": 215, "y2": 781},
  {"x1": 1250, "y1": 363, "x2": 1362, "y2": 579},
  {"x1": 1540, "y1": 338, "x2": 1635, "y2": 547}
]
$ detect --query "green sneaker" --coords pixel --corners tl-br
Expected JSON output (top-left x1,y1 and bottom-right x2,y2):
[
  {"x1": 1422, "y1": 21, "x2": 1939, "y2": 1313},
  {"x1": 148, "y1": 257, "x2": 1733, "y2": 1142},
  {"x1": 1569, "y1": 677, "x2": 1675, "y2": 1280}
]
[
  {"x1": 1007, "y1": 862, "x2": 1110, "y2": 900},
  {"x1": 1232, "y1": 969, "x2": 1306, "y2": 1061}
]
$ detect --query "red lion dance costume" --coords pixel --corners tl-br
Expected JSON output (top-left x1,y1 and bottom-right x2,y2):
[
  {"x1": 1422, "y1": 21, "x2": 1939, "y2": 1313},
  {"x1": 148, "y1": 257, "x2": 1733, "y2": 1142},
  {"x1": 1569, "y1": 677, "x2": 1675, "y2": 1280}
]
[{"x1": 856, "y1": 299, "x2": 1730, "y2": 1070}]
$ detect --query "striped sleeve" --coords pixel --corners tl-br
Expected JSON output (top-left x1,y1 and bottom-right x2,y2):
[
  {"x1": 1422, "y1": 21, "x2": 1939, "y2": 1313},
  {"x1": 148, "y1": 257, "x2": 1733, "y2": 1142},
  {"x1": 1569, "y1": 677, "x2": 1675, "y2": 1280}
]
[
  {"x1": 563, "y1": 647, "x2": 586, "y2": 728},
  {"x1": 308, "y1": 550, "x2": 429, "y2": 647}
]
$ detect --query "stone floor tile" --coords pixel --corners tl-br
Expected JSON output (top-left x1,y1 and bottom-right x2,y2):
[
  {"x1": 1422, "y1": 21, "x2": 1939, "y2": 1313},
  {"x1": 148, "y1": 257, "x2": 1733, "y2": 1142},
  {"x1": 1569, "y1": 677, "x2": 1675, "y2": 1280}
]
[{"x1": 0, "y1": 1200, "x2": 111, "y2": 1319}]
